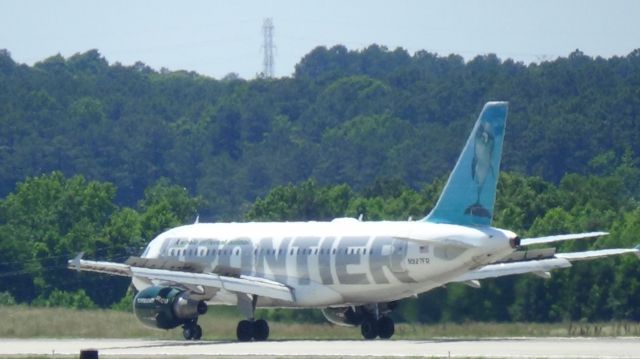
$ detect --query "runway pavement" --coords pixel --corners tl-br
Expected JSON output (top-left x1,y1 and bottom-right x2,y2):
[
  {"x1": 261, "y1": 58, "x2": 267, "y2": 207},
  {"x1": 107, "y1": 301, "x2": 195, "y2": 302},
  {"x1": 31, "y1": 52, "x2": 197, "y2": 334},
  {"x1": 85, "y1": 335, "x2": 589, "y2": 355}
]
[{"x1": 1, "y1": 337, "x2": 639, "y2": 358}]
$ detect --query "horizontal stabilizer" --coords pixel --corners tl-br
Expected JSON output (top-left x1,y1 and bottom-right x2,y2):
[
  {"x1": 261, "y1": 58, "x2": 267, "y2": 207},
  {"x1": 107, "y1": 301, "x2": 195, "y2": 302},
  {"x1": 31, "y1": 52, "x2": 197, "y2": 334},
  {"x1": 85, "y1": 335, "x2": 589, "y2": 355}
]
[
  {"x1": 495, "y1": 247, "x2": 556, "y2": 263},
  {"x1": 454, "y1": 258, "x2": 572, "y2": 282},
  {"x1": 555, "y1": 248, "x2": 640, "y2": 261},
  {"x1": 520, "y1": 232, "x2": 608, "y2": 246},
  {"x1": 453, "y1": 246, "x2": 639, "y2": 282}
]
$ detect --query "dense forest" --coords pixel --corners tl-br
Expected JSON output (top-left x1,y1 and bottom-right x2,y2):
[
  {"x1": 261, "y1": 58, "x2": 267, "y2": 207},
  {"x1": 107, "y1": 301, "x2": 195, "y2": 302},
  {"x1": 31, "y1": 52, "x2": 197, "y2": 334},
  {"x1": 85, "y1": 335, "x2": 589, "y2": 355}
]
[{"x1": 0, "y1": 46, "x2": 639, "y2": 323}]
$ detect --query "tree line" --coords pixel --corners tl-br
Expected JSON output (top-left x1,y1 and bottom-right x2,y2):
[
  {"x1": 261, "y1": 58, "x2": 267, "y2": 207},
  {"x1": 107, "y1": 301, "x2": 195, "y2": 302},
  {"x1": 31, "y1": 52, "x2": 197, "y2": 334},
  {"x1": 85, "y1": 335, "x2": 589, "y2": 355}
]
[{"x1": 1, "y1": 47, "x2": 640, "y2": 219}]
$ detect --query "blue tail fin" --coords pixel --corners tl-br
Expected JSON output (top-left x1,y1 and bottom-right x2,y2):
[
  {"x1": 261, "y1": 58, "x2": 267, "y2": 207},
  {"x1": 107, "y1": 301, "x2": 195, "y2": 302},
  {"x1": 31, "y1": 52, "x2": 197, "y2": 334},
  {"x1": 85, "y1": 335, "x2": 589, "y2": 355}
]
[{"x1": 425, "y1": 102, "x2": 508, "y2": 226}]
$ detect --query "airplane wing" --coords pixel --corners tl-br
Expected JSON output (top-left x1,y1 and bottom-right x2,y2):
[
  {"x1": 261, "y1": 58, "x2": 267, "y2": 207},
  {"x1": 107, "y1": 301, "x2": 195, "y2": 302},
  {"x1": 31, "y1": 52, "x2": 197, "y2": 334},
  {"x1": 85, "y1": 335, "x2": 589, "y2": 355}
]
[
  {"x1": 68, "y1": 256, "x2": 294, "y2": 303},
  {"x1": 454, "y1": 246, "x2": 640, "y2": 283}
]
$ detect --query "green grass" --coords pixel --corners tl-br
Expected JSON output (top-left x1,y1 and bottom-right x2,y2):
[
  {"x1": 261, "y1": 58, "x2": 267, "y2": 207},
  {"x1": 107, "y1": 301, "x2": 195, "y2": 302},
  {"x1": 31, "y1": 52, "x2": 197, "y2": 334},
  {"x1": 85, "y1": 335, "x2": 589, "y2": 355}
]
[{"x1": 1, "y1": 305, "x2": 639, "y2": 340}]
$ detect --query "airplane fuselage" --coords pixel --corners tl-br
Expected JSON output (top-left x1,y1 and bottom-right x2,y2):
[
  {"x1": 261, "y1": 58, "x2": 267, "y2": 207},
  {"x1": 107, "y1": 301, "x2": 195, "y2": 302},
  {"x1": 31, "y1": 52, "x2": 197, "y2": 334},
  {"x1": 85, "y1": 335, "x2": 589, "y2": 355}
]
[{"x1": 137, "y1": 219, "x2": 515, "y2": 307}]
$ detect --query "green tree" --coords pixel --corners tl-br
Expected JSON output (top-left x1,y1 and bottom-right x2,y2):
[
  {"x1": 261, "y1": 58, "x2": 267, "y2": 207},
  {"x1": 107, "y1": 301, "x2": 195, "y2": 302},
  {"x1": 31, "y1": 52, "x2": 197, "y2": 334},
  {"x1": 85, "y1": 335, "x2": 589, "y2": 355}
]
[{"x1": 0, "y1": 172, "x2": 116, "y2": 302}]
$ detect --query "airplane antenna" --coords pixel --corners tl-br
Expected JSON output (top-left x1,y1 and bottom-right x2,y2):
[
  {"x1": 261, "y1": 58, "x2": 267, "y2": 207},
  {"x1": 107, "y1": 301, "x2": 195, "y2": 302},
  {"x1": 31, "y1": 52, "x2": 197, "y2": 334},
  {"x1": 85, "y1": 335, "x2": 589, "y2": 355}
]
[
  {"x1": 358, "y1": 214, "x2": 364, "y2": 222},
  {"x1": 261, "y1": 18, "x2": 275, "y2": 78},
  {"x1": 194, "y1": 215, "x2": 200, "y2": 224}
]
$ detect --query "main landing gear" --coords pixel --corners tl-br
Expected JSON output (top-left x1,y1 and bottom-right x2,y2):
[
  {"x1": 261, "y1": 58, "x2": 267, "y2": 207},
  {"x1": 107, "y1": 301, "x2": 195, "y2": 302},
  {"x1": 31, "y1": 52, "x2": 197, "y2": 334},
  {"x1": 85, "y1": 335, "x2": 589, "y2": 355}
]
[
  {"x1": 360, "y1": 315, "x2": 395, "y2": 340},
  {"x1": 322, "y1": 302, "x2": 398, "y2": 340},
  {"x1": 236, "y1": 318, "x2": 270, "y2": 342},
  {"x1": 235, "y1": 294, "x2": 270, "y2": 341},
  {"x1": 182, "y1": 320, "x2": 203, "y2": 340}
]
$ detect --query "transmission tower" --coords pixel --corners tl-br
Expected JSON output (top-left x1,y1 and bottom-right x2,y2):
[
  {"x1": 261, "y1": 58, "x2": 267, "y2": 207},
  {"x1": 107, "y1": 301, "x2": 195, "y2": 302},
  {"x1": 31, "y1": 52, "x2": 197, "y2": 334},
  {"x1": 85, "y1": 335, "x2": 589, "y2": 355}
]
[{"x1": 262, "y1": 18, "x2": 275, "y2": 78}]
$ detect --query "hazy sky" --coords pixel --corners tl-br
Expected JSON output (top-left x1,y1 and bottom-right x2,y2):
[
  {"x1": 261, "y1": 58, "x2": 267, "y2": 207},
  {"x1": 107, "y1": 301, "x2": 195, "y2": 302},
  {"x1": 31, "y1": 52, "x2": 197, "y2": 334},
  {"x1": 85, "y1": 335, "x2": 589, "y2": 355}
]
[{"x1": 1, "y1": 0, "x2": 639, "y2": 79}]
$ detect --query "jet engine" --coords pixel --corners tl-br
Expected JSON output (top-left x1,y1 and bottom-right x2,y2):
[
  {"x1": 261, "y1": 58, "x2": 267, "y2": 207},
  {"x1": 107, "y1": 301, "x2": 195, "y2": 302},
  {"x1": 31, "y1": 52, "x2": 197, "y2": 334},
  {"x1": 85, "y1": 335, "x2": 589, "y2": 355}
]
[
  {"x1": 133, "y1": 286, "x2": 208, "y2": 330},
  {"x1": 321, "y1": 302, "x2": 399, "y2": 327},
  {"x1": 321, "y1": 306, "x2": 366, "y2": 327}
]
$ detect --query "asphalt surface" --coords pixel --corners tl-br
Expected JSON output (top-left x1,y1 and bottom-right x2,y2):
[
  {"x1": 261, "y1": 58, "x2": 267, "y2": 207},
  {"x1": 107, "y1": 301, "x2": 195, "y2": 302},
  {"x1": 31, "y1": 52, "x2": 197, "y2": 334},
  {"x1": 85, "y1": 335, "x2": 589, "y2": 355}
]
[{"x1": 1, "y1": 337, "x2": 639, "y2": 358}]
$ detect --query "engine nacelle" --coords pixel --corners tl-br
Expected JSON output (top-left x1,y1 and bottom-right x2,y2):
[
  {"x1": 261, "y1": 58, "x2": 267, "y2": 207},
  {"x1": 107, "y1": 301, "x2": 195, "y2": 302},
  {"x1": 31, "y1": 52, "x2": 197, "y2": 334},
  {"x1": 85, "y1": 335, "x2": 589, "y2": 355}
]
[
  {"x1": 321, "y1": 302, "x2": 399, "y2": 327},
  {"x1": 133, "y1": 286, "x2": 207, "y2": 330},
  {"x1": 321, "y1": 307, "x2": 366, "y2": 327}
]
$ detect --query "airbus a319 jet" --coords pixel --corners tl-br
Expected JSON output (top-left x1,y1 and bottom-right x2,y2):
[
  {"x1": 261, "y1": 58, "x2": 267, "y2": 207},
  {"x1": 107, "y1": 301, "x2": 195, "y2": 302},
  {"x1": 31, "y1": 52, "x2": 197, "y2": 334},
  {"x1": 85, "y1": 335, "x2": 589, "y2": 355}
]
[{"x1": 69, "y1": 102, "x2": 639, "y2": 341}]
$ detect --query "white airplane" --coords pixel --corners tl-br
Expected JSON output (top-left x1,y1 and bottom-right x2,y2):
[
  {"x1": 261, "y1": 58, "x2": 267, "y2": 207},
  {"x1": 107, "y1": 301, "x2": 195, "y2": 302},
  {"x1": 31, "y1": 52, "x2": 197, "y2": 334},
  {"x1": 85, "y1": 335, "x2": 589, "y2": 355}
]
[{"x1": 69, "y1": 101, "x2": 639, "y2": 341}]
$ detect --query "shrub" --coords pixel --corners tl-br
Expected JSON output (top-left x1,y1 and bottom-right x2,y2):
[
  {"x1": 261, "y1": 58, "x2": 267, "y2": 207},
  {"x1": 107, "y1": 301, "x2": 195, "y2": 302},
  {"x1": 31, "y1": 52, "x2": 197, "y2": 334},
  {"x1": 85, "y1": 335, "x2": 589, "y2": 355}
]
[
  {"x1": 0, "y1": 291, "x2": 16, "y2": 306},
  {"x1": 32, "y1": 289, "x2": 96, "y2": 309}
]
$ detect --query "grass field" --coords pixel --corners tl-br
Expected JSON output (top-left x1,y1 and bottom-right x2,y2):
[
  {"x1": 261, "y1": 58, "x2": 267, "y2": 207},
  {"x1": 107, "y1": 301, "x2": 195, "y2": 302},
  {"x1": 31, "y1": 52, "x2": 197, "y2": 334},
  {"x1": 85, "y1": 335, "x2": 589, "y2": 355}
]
[{"x1": 1, "y1": 305, "x2": 639, "y2": 340}]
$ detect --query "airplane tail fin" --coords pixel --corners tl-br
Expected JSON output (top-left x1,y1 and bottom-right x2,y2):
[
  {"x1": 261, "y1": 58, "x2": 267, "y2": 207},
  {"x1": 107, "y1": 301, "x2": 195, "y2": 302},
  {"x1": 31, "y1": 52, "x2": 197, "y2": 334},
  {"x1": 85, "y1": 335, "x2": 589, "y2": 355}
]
[{"x1": 425, "y1": 102, "x2": 508, "y2": 226}]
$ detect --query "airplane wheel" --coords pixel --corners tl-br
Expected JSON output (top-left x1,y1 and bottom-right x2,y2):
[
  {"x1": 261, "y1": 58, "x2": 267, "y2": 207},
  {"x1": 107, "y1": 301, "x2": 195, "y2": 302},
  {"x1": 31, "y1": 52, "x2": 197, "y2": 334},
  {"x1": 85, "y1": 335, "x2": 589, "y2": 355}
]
[
  {"x1": 193, "y1": 324, "x2": 203, "y2": 340},
  {"x1": 253, "y1": 319, "x2": 269, "y2": 341},
  {"x1": 183, "y1": 323, "x2": 201, "y2": 340},
  {"x1": 237, "y1": 320, "x2": 253, "y2": 342},
  {"x1": 377, "y1": 316, "x2": 395, "y2": 339},
  {"x1": 183, "y1": 326, "x2": 193, "y2": 340},
  {"x1": 361, "y1": 318, "x2": 378, "y2": 340}
]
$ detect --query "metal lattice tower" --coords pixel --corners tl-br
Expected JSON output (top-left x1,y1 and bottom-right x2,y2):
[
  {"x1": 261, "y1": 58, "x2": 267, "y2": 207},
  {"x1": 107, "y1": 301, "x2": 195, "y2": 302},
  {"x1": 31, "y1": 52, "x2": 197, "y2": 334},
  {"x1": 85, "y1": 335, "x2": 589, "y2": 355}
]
[{"x1": 262, "y1": 18, "x2": 275, "y2": 78}]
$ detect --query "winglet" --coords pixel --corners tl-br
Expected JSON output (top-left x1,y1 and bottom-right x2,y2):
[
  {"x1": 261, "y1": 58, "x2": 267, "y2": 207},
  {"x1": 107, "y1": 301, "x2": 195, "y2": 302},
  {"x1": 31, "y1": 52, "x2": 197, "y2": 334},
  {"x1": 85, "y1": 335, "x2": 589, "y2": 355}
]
[{"x1": 70, "y1": 252, "x2": 84, "y2": 272}]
